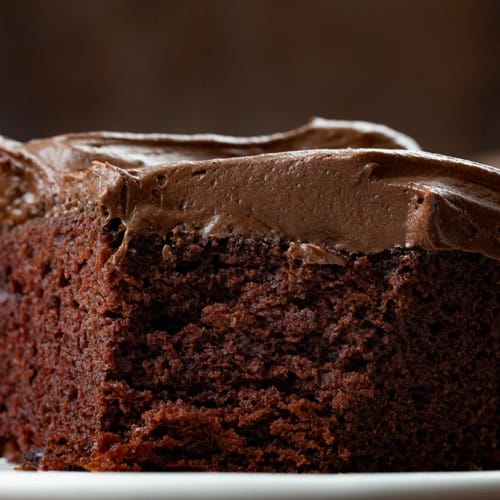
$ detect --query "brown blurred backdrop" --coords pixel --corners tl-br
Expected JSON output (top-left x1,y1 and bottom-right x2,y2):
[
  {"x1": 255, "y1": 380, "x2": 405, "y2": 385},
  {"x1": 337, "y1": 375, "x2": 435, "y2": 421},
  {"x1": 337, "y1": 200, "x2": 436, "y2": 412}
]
[{"x1": 0, "y1": 0, "x2": 499, "y2": 158}]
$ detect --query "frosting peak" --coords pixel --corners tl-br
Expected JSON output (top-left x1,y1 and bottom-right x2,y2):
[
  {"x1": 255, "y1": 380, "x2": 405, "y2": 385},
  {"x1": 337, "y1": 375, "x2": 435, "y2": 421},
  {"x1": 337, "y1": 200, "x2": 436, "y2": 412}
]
[{"x1": 23, "y1": 117, "x2": 419, "y2": 172}]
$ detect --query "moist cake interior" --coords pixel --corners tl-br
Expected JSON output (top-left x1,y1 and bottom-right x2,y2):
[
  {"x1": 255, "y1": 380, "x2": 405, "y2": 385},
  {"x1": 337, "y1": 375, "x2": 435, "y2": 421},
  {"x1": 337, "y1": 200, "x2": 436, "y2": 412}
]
[{"x1": 0, "y1": 206, "x2": 498, "y2": 471}]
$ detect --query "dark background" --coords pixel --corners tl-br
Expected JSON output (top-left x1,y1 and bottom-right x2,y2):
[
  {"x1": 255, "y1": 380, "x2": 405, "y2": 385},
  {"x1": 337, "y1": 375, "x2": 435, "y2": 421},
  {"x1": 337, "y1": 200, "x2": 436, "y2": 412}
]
[{"x1": 1, "y1": 0, "x2": 499, "y2": 159}]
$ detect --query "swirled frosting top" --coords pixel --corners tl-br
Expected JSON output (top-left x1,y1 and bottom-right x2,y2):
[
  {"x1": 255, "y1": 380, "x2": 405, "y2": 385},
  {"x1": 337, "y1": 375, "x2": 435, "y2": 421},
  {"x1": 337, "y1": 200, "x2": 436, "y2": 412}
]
[{"x1": 0, "y1": 118, "x2": 499, "y2": 260}]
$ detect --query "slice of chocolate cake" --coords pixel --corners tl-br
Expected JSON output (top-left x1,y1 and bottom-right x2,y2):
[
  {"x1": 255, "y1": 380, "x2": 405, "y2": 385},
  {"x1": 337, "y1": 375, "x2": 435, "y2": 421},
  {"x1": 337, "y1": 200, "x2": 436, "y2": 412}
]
[{"x1": 0, "y1": 119, "x2": 498, "y2": 472}]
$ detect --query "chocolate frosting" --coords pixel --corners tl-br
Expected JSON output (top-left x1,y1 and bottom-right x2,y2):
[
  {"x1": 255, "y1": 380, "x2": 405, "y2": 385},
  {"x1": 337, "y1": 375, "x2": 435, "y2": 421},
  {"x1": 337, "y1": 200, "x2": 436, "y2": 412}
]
[{"x1": 0, "y1": 118, "x2": 499, "y2": 261}]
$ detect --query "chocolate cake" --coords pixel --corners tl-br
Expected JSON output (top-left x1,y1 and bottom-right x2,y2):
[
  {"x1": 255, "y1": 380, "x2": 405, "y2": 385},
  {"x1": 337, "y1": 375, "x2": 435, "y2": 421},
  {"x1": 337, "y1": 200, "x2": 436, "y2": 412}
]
[{"x1": 0, "y1": 118, "x2": 498, "y2": 472}]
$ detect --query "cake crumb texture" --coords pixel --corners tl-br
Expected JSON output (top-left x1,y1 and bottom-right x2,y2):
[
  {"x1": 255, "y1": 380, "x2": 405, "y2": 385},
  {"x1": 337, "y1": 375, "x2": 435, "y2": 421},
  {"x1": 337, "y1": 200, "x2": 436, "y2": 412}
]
[{"x1": 0, "y1": 208, "x2": 498, "y2": 471}]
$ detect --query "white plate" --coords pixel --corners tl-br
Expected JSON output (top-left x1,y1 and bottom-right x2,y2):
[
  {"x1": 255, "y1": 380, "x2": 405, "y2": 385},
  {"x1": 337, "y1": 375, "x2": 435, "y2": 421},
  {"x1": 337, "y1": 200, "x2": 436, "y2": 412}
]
[{"x1": 1, "y1": 458, "x2": 499, "y2": 500}]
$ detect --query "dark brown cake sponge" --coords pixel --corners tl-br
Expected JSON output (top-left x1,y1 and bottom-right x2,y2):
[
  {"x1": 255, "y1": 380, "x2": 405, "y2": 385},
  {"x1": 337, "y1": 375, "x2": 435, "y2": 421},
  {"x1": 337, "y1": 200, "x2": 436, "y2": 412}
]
[{"x1": 0, "y1": 207, "x2": 498, "y2": 471}]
